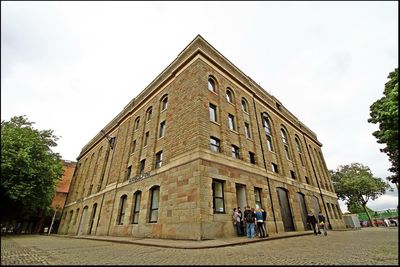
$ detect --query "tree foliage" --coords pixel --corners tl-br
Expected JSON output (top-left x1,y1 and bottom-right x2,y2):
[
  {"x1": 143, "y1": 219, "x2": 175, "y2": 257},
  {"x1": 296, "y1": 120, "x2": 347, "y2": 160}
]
[
  {"x1": 368, "y1": 68, "x2": 399, "y2": 189},
  {"x1": 330, "y1": 163, "x2": 391, "y2": 225},
  {"x1": 1, "y1": 116, "x2": 64, "y2": 222}
]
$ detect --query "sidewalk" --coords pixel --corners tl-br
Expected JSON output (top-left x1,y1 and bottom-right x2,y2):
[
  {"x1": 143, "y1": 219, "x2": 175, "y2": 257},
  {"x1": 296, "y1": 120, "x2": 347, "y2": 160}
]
[{"x1": 53, "y1": 230, "x2": 318, "y2": 249}]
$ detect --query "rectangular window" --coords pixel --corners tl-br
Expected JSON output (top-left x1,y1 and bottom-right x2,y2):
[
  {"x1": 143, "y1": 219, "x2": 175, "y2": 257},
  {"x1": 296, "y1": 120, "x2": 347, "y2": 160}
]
[
  {"x1": 210, "y1": 137, "x2": 221, "y2": 152},
  {"x1": 144, "y1": 132, "x2": 149, "y2": 147},
  {"x1": 126, "y1": 166, "x2": 132, "y2": 180},
  {"x1": 272, "y1": 163, "x2": 279, "y2": 173},
  {"x1": 131, "y1": 192, "x2": 141, "y2": 224},
  {"x1": 212, "y1": 179, "x2": 225, "y2": 213},
  {"x1": 254, "y1": 187, "x2": 262, "y2": 209},
  {"x1": 209, "y1": 103, "x2": 217, "y2": 122},
  {"x1": 249, "y1": 151, "x2": 256, "y2": 164},
  {"x1": 118, "y1": 196, "x2": 127, "y2": 225},
  {"x1": 290, "y1": 170, "x2": 296, "y2": 179},
  {"x1": 131, "y1": 140, "x2": 136, "y2": 154},
  {"x1": 231, "y1": 145, "x2": 240, "y2": 159},
  {"x1": 155, "y1": 151, "x2": 163, "y2": 169},
  {"x1": 139, "y1": 159, "x2": 146, "y2": 174},
  {"x1": 228, "y1": 114, "x2": 235, "y2": 131},
  {"x1": 149, "y1": 187, "x2": 160, "y2": 223},
  {"x1": 159, "y1": 121, "x2": 166, "y2": 138},
  {"x1": 244, "y1": 122, "x2": 251, "y2": 138}
]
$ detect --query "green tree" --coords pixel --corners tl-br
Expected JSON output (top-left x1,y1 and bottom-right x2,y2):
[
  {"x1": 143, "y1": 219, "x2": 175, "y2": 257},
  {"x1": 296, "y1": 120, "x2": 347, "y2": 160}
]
[
  {"x1": 368, "y1": 68, "x2": 399, "y2": 190},
  {"x1": 346, "y1": 199, "x2": 374, "y2": 214},
  {"x1": 1, "y1": 115, "x2": 64, "y2": 225},
  {"x1": 330, "y1": 163, "x2": 391, "y2": 226}
]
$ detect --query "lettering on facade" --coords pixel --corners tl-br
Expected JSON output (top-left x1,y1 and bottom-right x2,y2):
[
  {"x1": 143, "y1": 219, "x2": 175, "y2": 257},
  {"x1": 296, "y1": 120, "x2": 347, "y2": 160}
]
[{"x1": 128, "y1": 172, "x2": 151, "y2": 184}]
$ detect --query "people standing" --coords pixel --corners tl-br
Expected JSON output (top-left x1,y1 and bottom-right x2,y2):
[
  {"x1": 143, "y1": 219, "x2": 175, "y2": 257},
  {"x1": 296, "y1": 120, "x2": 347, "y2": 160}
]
[
  {"x1": 261, "y1": 207, "x2": 269, "y2": 237},
  {"x1": 237, "y1": 207, "x2": 244, "y2": 236},
  {"x1": 255, "y1": 208, "x2": 266, "y2": 238},
  {"x1": 232, "y1": 208, "x2": 242, "y2": 236},
  {"x1": 244, "y1": 206, "x2": 256, "y2": 239},
  {"x1": 307, "y1": 210, "x2": 318, "y2": 235},
  {"x1": 318, "y1": 211, "x2": 328, "y2": 236}
]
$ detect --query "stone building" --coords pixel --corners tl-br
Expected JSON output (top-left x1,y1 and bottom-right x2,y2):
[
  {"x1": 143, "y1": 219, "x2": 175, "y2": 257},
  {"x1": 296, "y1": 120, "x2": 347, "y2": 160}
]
[{"x1": 58, "y1": 35, "x2": 345, "y2": 240}]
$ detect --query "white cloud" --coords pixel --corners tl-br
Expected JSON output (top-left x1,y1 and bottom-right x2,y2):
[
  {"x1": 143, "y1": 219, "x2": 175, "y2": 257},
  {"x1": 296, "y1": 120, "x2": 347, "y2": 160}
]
[{"x1": 1, "y1": 1, "x2": 398, "y2": 210}]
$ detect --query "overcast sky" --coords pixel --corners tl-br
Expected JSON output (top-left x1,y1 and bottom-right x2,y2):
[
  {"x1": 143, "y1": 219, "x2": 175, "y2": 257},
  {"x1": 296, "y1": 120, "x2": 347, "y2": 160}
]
[{"x1": 1, "y1": 1, "x2": 398, "y2": 213}]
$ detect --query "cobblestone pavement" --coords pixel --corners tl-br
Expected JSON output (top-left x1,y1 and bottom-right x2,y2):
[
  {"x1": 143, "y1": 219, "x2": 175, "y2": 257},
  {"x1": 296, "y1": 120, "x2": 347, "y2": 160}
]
[{"x1": 1, "y1": 227, "x2": 398, "y2": 265}]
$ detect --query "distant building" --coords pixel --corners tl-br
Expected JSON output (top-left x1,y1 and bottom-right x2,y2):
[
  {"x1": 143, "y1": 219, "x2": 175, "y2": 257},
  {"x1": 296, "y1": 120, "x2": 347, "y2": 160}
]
[
  {"x1": 47, "y1": 160, "x2": 76, "y2": 233},
  {"x1": 51, "y1": 160, "x2": 76, "y2": 210},
  {"x1": 58, "y1": 35, "x2": 345, "y2": 240}
]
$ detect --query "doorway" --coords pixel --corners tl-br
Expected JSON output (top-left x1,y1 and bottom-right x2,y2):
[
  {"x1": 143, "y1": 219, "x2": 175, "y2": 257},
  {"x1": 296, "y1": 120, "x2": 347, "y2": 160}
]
[
  {"x1": 78, "y1": 206, "x2": 88, "y2": 236},
  {"x1": 88, "y1": 203, "x2": 97, "y2": 235},
  {"x1": 297, "y1": 192, "x2": 310, "y2": 230},
  {"x1": 235, "y1": 184, "x2": 247, "y2": 210},
  {"x1": 277, "y1": 188, "x2": 295, "y2": 231}
]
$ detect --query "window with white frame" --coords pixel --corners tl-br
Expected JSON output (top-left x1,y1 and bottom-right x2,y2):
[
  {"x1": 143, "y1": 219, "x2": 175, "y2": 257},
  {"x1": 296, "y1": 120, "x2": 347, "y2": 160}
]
[
  {"x1": 263, "y1": 116, "x2": 274, "y2": 151},
  {"x1": 210, "y1": 137, "x2": 221, "y2": 152},
  {"x1": 228, "y1": 114, "x2": 236, "y2": 131},
  {"x1": 155, "y1": 151, "x2": 163, "y2": 168}
]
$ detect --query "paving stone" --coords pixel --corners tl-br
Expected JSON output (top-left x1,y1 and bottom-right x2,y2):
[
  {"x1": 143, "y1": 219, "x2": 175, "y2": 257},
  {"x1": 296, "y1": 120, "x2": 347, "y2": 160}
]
[{"x1": 1, "y1": 227, "x2": 397, "y2": 265}]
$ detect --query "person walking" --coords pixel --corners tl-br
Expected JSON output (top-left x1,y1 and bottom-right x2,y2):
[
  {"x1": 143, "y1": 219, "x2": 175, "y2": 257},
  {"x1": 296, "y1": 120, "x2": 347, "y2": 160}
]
[
  {"x1": 307, "y1": 210, "x2": 318, "y2": 235},
  {"x1": 318, "y1": 211, "x2": 328, "y2": 236},
  {"x1": 244, "y1": 206, "x2": 256, "y2": 239},
  {"x1": 255, "y1": 208, "x2": 266, "y2": 238}
]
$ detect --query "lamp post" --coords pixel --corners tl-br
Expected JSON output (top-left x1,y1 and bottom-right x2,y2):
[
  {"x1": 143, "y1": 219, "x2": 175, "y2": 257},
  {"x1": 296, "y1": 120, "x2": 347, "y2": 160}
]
[{"x1": 48, "y1": 205, "x2": 60, "y2": 235}]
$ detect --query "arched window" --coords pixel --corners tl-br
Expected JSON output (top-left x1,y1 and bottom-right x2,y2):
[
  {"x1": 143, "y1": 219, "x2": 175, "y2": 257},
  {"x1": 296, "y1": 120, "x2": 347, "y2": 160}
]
[
  {"x1": 208, "y1": 77, "x2": 216, "y2": 92},
  {"x1": 134, "y1": 117, "x2": 140, "y2": 131},
  {"x1": 241, "y1": 98, "x2": 249, "y2": 113},
  {"x1": 263, "y1": 115, "x2": 273, "y2": 151},
  {"x1": 149, "y1": 186, "x2": 160, "y2": 223},
  {"x1": 226, "y1": 88, "x2": 234, "y2": 104},
  {"x1": 131, "y1": 191, "x2": 142, "y2": 224},
  {"x1": 281, "y1": 127, "x2": 291, "y2": 160},
  {"x1": 146, "y1": 107, "x2": 152, "y2": 122},
  {"x1": 295, "y1": 136, "x2": 304, "y2": 166},
  {"x1": 161, "y1": 95, "x2": 168, "y2": 111},
  {"x1": 117, "y1": 195, "x2": 127, "y2": 225}
]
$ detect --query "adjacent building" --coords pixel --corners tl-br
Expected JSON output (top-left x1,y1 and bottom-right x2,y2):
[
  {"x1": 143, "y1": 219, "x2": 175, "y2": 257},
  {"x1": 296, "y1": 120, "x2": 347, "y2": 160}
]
[{"x1": 58, "y1": 35, "x2": 345, "y2": 240}]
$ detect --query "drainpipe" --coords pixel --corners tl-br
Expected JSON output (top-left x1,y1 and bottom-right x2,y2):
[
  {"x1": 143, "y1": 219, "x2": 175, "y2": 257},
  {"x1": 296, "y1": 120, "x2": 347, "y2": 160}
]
[
  {"x1": 302, "y1": 134, "x2": 332, "y2": 229},
  {"x1": 94, "y1": 131, "x2": 117, "y2": 236},
  {"x1": 251, "y1": 94, "x2": 278, "y2": 233}
]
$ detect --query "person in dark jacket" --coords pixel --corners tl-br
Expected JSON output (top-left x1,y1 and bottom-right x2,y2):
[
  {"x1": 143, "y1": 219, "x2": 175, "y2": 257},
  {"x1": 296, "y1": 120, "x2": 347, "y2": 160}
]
[
  {"x1": 318, "y1": 211, "x2": 327, "y2": 236},
  {"x1": 307, "y1": 210, "x2": 318, "y2": 235}
]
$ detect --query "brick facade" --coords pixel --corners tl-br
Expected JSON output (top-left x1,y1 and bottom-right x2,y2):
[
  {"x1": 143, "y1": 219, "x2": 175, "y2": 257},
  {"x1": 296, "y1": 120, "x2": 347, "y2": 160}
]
[{"x1": 58, "y1": 35, "x2": 345, "y2": 240}]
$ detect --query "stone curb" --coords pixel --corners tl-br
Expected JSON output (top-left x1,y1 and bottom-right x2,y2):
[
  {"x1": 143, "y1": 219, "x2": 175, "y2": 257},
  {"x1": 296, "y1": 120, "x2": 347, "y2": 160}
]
[{"x1": 50, "y1": 231, "x2": 315, "y2": 249}]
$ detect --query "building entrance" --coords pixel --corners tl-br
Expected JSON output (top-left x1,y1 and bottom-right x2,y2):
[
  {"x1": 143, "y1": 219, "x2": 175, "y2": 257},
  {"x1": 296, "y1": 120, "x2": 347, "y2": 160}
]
[
  {"x1": 78, "y1": 206, "x2": 88, "y2": 236},
  {"x1": 297, "y1": 192, "x2": 311, "y2": 230},
  {"x1": 235, "y1": 184, "x2": 247, "y2": 210},
  {"x1": 277, "y1": 188, "x2": 295, "y2": 231}
]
